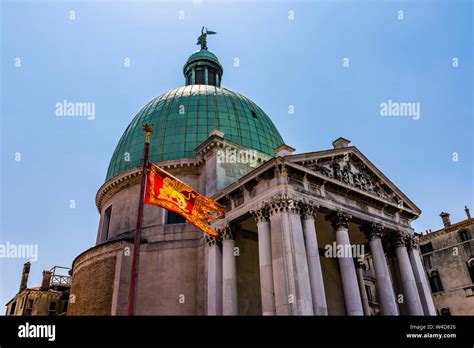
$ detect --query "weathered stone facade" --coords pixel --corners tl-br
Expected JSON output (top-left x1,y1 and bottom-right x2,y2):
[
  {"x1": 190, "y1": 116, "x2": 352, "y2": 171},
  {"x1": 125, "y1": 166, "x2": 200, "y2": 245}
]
[
  {"x1": 419, "y1": 210, "x2": 474, "y2": 315},
  {"x1": 5, "y1": 263, "x2": 70, "y2": 316}
]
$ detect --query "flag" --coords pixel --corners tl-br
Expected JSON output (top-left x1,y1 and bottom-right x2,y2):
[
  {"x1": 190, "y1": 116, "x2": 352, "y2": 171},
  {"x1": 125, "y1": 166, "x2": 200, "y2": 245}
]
[{"x1": 144, "y1": 162, "x2": 225, "y2": 238}]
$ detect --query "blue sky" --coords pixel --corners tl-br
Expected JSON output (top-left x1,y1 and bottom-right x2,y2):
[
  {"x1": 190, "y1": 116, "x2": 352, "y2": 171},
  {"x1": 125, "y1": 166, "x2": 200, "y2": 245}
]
[{"x1": 1, "y1": 0, "x2": 472, "y2": 307}]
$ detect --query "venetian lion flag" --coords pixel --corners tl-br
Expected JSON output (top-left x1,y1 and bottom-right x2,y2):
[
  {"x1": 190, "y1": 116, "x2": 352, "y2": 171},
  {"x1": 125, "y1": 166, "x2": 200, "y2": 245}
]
[{"x1": 144, "y1": 162, "x2": 224, "y2": 237}]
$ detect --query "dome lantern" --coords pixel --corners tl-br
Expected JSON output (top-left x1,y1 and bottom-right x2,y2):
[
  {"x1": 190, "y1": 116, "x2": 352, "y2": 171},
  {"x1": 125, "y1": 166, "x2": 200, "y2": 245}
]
[{"x1": 183, "y1": 27, "x2": 223, "y2": 87}]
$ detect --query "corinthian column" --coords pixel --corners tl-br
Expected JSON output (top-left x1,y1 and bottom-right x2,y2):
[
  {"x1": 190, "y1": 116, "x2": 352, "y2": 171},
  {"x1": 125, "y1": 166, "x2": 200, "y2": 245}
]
[
  {"x1": 406, "y1": 234, "x2": 437, "y2": 315},
  {"x1": 361, "y1": 223, "x2": 398, "y2": 316},
  {"x1": 300, "y1": 201, "x2": 328, "y2": 315},
  {"x1": 326, "y1": 210, "x2": 363, "y2": 315},
  {"x1": 268, "y1": 194, "x2": 313, "y2": 315},
  {"x1": 220, "y1": 225, "x2": 238, "y2": 315},
  {"x1": 251, "y1": 206, "x2": 276, "y2": 315},
  {"x1": 206, "y1": 235, "x2": 222, "y2": 315},
  {"x1": 392, "y1": 232, "x2": 424, "y2": 315}
]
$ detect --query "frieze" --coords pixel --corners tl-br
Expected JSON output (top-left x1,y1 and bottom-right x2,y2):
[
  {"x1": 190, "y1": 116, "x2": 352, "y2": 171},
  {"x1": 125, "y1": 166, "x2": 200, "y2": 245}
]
[{"x1": 306, "y1": 155, "x2": 392, "y2": 201}]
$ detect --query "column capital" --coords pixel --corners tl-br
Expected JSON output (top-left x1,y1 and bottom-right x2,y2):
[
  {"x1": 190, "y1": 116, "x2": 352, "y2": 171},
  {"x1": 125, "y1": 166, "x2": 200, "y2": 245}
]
[
  {"x1": 390, "y1": 231, "x2": 409, "y2": 249},
  {"x1": 325, "y1": 210, "x2": 352, "y2": 229},
  {"x1": 219, "y1": 224, "x2": 236, "y2": 241},
  {"x1": 268, "y1": 193, "x2": 301, "y2": 216},
  {"x1": 406, "y1": 234, "x2": 420, "y2": 251},
  {"x1": 360, "y1": 222, "x2": 385, "y2": 241},
  {"x1": 250, "y1": 205, "x2": 270, "y2": 224},
  {"x1": 205, "y1": 234, "x2": 222, "y2": 246},
  {"x1": 300, "y1": 200, "x2": 319, "y2": 220}
]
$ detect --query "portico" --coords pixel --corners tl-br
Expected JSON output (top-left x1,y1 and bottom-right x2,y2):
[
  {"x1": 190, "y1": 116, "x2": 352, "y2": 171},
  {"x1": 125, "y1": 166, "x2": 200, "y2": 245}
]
[{"x1": 204, "y1": 141, "x2": 435, "y2": 316}]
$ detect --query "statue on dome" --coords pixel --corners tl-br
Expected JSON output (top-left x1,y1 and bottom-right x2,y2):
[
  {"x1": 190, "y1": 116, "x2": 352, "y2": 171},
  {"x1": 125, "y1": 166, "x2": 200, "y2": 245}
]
[{"x1": 197, "y1": 27, "x2": 217, "y2": 50}]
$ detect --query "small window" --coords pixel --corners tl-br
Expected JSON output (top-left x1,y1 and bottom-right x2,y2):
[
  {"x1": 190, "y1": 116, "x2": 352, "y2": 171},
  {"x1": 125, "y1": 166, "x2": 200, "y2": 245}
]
[
  {"x1": 420, "y1": 242, "x2": 433, "y2": 254},
  {"x1": 440, "y1": 307, "x2": 451, "y2": 316},
  {"x1": 468, "y1": 259, "x2": 474, "y2": 283},
  {"x1": 25, "y1": 299, "x2": 33, "y2": 316},
  {"x1": 459, "y1": 230, "x2": 470, "y2": 242},
  {"x1": 49, "y1": 301, "x2": 56, "y2": 316},
  {"x1": 365, "y1": 285, "x2": 374, "y2": 302},
  {"x1": 195, "y1": 69, "x2": 204, "y2": 84},
  {"x1": 102, "y1": 206, "x2": 112, "y2": 242},
  {"x1": 251, "y1": 110, "x2": 257, "y2": 118},
  {"x1": 429, "y1": 270, "x2": 443, "y2": 293},
  {"x1": 208, "y1": 71, "x2": 216, "y2": 86},
  {"x1": 166, "y1": 211, "x2": 186, "y2": 224},
  {"x1": 10, "y1": 302, "x2": 16, "y2": 316}
]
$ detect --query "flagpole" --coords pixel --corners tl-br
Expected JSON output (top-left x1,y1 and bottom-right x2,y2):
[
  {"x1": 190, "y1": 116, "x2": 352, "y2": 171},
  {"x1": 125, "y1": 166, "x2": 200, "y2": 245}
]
[{"x1": 127, "y1": 123, "x2": 154, "y2": 316}]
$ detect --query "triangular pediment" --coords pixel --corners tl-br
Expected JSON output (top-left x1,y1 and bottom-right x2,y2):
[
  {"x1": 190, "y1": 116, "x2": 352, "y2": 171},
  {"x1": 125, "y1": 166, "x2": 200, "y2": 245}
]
[{"x1": 286, "y1": 147, "x2": 421, "y2": 215}]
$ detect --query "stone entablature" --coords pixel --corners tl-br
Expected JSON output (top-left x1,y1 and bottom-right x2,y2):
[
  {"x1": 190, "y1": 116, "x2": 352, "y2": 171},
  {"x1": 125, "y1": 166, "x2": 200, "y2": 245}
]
[
  {"x1": 213, "y1": 155, "x2": 417, "y2": 234},
  {"x1": 214, "y1": 151, "x2": 420, "y2": 225}
]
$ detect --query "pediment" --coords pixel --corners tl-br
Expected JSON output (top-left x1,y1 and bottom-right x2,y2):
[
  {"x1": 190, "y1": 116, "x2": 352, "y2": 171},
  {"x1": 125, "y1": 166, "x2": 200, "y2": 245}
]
[{"x1": 286, "y1": 147, "x2": 421, "y2": 215}]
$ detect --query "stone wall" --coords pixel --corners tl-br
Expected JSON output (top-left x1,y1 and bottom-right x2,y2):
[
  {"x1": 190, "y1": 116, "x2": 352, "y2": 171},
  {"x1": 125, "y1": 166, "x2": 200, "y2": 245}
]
[
  {"x1": 135, "y1": 238, "x2": 202, "y2": 315},
  {"x1": 421, "y1": 222, "x2": 474, "y2": 315},
  {"x1": 6, "y1": 290, "x2": 65, "y2": 316},
  {"x1": 68, "y1": 241, "x2": 128, "y2": 315}
]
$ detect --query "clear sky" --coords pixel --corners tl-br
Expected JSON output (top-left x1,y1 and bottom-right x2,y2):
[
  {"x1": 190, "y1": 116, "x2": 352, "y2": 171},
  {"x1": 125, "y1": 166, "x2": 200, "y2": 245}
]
[{"x1": 1, "y1": 0, "x2": 472, "y2": 308}]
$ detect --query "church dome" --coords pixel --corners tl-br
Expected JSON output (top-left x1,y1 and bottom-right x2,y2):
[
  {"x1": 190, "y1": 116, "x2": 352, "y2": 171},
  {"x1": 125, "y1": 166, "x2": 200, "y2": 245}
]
[{"x1": 106, "y1": 40, "x2": 284, "y2": 181}]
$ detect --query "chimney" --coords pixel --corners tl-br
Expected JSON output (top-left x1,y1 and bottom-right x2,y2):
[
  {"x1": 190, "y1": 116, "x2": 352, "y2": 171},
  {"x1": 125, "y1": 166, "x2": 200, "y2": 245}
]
[
  {"x1": 41, "y1": 270, "x2": 52, "y2": 290},
  {"x1": 440, "y1": 212, "x2": 451, "y2": 227},
  {"x1": 332, "y1": 137, "x2": 351, "y2": 149},
  {"x1": 19, "y1": 262, "x2": 31, "y2": 292},
  {"x1": 465, "y1": 206, "x2": 471, "y2": 219}
]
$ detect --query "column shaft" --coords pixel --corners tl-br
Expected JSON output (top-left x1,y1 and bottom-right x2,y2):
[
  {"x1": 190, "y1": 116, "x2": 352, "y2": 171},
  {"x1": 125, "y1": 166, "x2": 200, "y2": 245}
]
[
  {"x1": 395, "y1": 235, "x2": 424, "y2": 315},
  {"x1": 335, "y1": 225, "x2": 364, "y2": 315},
  {"x1": 222, "y1": 236, "x2": 238, "y2": 315},
  {"x1": 302, "y1": 213, "x2": 328, "y2": 315},
  {"x1": 207, "y1": 238, "x2": 222, "y2": 315},
  {"x1": 255, "y1": 216, "x2": 276, "y2": 315},
  {"x1": 361, "y1": 223, "x2": 399, "y2": 316},
  {"x1": 408, "y1": 243, "x2": 437, "y2": 315},
  {"x1": 370, "y1": 238, "x2": 399, "y2": 315},
  {"x1": 269, "y1": 195, "x2": 313, "y2": 315}
]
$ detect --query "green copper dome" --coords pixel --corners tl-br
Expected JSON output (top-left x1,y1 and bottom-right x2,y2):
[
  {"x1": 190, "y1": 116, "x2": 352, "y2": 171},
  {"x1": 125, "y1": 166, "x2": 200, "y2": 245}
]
[
  {"x1": 106, "y1": 85, "x2": 284, "y2": 181},
  {"x1": 106, "y1": 37, "x2": 284, "y2": 181}
]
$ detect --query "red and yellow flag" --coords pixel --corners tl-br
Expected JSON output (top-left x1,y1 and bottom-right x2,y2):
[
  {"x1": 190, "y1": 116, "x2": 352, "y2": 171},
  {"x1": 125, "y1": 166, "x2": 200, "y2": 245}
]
[{"x1": 144, "y1": 162, "x2": 225, "y2": 238}]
